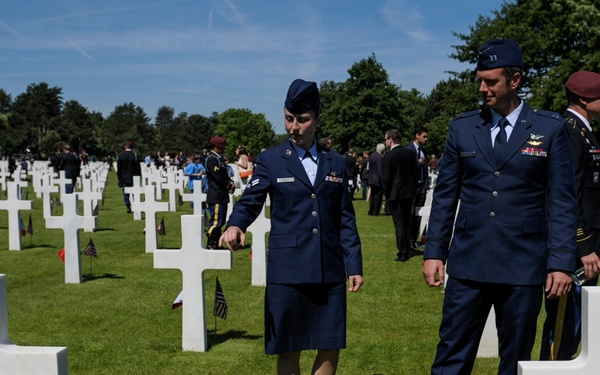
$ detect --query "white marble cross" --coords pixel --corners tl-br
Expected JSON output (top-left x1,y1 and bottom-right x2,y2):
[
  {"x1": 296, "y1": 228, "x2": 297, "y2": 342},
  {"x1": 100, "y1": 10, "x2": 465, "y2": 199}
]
[
  {"x1": 149, "y1": 169, "x2": 164, "y2": 200},
  {"x1": 0, "y1": 274, "x2": 68, "y2": 375},
  {"x1": 246, "y1": 203, "x2": 270, "y2": 286},
  {"x1": 519, "y1": 287, "x2": 600, "y2": 374},
  {"x1": 45, "y1": 193, "x2": 97, "y2": 284},
  {"x1": 0, "y1": 181, "x2": 32, "y2": 251},
  {"x1": 131, "y1": 185, "x2": 169, "y2": 253},
  {"x1": 181, "y1": 187, "x2": 207, "y2": 216},
  {"x1": 125, "y1": 176, "x2": 145, "y2": 220},
  {"x1": 54, "y1": 171, "x2": 73, "y2": 196},
  {"x1": 78, "y1": 178, "x2": 102, "y2": 232},
  {"x1": 38, "y1": 172, "x2": 58, "y2": 219},
  {"x1": 0, "y1": 169, "x2": 11, "y2": 191},
  {"x1": 154, "y1": 215, "x2": 232, "y2": 352},
  {"x1": 163, "y1": 169, "x2": 183, "y2": 212},
  {"x1": 31, "y1": 168, "x2": 45, "y2": 198}
]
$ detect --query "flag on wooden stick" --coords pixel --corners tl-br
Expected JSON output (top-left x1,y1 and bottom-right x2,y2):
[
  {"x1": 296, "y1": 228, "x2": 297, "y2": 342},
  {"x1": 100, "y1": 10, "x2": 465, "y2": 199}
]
[
  {"x1": 213, "y1": 277, "x2": 228, "y2": 320},
  {"x1": 27, "y1": 213, "x2": 33, "y2": 236},
  {"x1": 19, "y1": 216, "x2": 26, "y2": 236},
  {"x1": 83, "y1": 238, "x2": 98, "y2": 258},
  {"x1": 172, "y1": 290, "x2": 183, "y2": 310},
  {"x1": 58, "y1": 248, "x2": 65, "y2": 262},
  {"x1": 157, "y1": 216, "x2": 166, "y2": 236}
]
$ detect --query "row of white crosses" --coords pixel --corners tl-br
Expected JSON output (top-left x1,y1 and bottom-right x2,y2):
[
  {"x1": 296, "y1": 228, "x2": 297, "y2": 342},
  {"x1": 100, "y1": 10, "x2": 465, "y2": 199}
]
[{"x1": 0, "y1": 161, "x2": 107, "y2": 374}]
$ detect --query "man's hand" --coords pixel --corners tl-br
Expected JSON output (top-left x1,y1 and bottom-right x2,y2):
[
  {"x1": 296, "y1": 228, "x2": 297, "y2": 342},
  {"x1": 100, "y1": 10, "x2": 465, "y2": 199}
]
[
  {"x1": 581, "y1": 252, "x2": 600, "y2": 280},
  {"x1": 348, "y1": 275, "x2": 364, "y2": 292},
  {"x1": 423, "y1": 259, "x2": 445, "y2": 287},
  {"x1": 219, "y1": 226, "x2": 245, "y2": 251},
  {"x1": 545, "y1": 271, "x2": 572, "y2": 299}
]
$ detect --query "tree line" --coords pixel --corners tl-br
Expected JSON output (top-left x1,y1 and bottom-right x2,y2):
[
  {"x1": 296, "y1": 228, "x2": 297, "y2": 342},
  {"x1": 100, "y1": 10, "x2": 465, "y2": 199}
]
[{"x1": 1, "y1": 0, "x2": 598, "y2": 161}]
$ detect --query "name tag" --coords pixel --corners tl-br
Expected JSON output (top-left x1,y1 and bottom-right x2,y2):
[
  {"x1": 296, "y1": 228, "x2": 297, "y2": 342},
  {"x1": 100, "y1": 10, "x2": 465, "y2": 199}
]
[
  {"x1": 460, "y1": 151, "x2": 476, "y2": 158},
  {"x1": 325, "y1": 176, "x2": 343, "y2": 183},
  {"x1": 277, "y1": 177, "x2": 295, "y2": 183}
]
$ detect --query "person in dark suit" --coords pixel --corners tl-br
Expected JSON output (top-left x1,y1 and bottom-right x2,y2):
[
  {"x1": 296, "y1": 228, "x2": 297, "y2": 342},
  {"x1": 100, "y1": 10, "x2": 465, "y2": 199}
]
[
  {"x1": 220, "y1": 79, "x2": 363, "y2": 375},
  {"x1": 408, "y1": 125, "x2": 429, "y2": 248},
  {"x1": 344, "y1": 148, "x2": 357, "y2": 197},
  {"x1": 367, "y1": 143, "x2": 385, "y2": 215},
  {"x1": 116, "y1": 140, "x2": 142, "y2": 213},
  {"x1": 383, "y1": 128, "x2": 418, "y2": 262},
  {"x1": 541, "y1": 71, "x2": 600, "y2": 360},
  {"x1": 57, "y1": 145, "x2": 80, "y2": 194},
  {"x1": 205, "y1": 136, "x2": 233, "y2": 249},
  {"x1": 422, "y1": 39, "x2": 577, "y2": 375}
]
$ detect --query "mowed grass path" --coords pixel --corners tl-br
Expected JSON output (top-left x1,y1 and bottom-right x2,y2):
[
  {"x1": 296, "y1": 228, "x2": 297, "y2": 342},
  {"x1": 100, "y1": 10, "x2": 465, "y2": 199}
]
[{"x1": 0, "y1": 169, "x2": 550, "y2": 374}]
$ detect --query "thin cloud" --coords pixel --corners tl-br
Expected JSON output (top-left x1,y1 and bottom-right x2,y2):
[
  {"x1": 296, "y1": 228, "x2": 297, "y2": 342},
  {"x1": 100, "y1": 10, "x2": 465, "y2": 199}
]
[
  {"x1": 65, "y1": 37, "x2": 95, "y2": 62},
  {"x1": 220, "y1": 0, "x2": 245, "y2": 26},
  {"x1": 380, "y1": 0, "x2": 434, "y2": 43},
  {"x1": 32, "y1": 0, "x2": 192, "y2": 24},
  {"x1": 0, "y1": 21, "x2": 28, "y2": 42}
]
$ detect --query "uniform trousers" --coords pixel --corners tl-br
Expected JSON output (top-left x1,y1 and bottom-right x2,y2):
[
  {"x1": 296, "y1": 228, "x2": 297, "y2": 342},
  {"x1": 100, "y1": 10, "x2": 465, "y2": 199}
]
[
  {"x1": 432, "y1": 277, "x2": 542, "y2": 375},
  {"x1": 207, "y1": 203, "x2": 227, "y2": 246},
  {"x1": 540, "y1": 276, "x2": 598, "y2": 360}
]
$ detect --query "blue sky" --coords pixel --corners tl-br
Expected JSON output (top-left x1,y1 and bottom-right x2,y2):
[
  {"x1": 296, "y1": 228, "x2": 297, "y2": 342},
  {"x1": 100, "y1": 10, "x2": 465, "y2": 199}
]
[{"x1": 1, "y1": 0, "x2": 505, "y2": 133}]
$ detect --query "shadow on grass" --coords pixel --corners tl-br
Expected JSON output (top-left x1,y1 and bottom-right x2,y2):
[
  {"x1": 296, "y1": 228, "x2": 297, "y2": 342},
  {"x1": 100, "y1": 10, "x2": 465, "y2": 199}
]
[
  {"x1": 207, "y1": 329, "x2": 262, "y2": 348},
  {"x1": 93, "y1": 227, "x2": 117, "y2": 232},
  {"x1": 21, "y1": 243, "x2": 56, "y2": 250},
  {"x1": 82, "y1": 273, "x2": 125, "y2": 282}
]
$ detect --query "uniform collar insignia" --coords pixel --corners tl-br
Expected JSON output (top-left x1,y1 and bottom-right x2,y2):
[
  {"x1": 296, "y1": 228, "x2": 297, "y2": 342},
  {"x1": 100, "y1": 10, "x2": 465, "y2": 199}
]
[{"x1": 286, "y1": 149, "x2": 292, "y2": 156}]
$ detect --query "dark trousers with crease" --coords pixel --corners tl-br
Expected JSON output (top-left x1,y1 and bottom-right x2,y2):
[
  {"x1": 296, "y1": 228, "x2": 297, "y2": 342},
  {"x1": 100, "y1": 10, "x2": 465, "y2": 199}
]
[
  {"x1": 388, "y1": 198, "x2": 413, "y2": 259},
  {"x1": 432, "y1": 277, "x2": 542, "y2": 375}
]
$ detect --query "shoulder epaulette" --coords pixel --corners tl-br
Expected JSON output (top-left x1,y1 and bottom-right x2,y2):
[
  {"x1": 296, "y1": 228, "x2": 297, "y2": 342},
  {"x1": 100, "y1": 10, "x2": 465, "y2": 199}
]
[
  {"x1": 532, "y1": 109, "x2": 562, "y2": 121},
  {"x1": 453, "y1": 109, "x2": 481, "y2": 121},
  {"x1": 566, "y1": 117, "x2": 577, "y2": 129}
]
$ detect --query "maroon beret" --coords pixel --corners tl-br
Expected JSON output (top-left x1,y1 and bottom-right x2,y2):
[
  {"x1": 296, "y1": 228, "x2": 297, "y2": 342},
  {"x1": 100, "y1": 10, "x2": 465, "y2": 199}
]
[
  {"x1": 210, "y1": 136, "x2": 227, "y2": 149},
  {"x1": 566, "y1": 71, "x2": 600, "y2": 99}
]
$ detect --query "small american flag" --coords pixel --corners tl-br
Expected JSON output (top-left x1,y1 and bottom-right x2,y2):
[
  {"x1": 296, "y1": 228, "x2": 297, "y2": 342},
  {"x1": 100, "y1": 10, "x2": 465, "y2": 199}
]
[
  {"x1": 19, "y1": 216, "x2": 26, "y2": 236},
  {"x1": 83, "y1": 238, "x2": 98, "y2": 258},
  {"x1": 213, "y1": 277, "x2": 228, "y2": 320},
  {"x1": 157, "y1": 217, "x2": 166, "y2": 236},
  {"x1": 27, "y1": 213, "x2": 33, "y2": 235}
]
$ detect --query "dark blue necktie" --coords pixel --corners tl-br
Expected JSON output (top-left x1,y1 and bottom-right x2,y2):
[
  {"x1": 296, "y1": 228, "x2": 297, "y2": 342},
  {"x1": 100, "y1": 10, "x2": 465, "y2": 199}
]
[
  {"x1": 494, "y1": 118, "x2": 509, "y2": 162},
  {"x1": 303, "y1": 150, "x2": 317, "y2": 164}
]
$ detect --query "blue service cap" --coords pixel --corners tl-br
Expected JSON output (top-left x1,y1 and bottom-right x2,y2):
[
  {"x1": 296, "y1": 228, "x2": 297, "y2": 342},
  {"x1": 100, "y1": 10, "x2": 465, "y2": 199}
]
[
  {"x1": 477, "y1": 39, "x2": 523, "y2": 70},
  {"x1": 285, "y1": 79, "x2": 320, "y2": 114}
]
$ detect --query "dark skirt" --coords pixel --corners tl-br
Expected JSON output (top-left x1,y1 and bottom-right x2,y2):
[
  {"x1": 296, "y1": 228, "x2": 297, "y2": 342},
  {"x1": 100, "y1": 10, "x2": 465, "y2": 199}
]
[{"x1": 264, "y1": 282, "x2": 346, "y2": 354}]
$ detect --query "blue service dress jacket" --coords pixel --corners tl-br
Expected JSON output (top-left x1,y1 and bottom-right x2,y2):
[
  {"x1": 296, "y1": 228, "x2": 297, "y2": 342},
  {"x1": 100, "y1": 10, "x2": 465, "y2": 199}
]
[
  {"x1": 424, "y1": 103, "x2": 577, "y2": 285},
  {"x1": 226, "y1": 140, "x2": 363, "y2": 284}
]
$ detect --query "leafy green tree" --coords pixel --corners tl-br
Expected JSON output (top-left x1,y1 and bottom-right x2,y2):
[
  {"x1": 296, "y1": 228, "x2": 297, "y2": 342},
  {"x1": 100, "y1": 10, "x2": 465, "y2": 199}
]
[
  {"x1": 39, "y1": 130, "x2": 64, "y2": 158},
  {"x1": 155, "y1": 106, "x2": 179, "y2": 156},
  {"x1": 0, "y1": 89, "x2": 11, "y2": 114},
  {"x1": 215, "y1": 108, "x2": 275, "y2": 159},
  {"x1": 319, "y1": 54, "x2": 407, "y2": 153},
  {"x1": 182, "y1": 112, "x2": 219, "y2": 155},
  {"x1": 0, "y1": 113, "x2": 9, "y2": 156},
  {"x1": 9, "y1": 83, "x2": 63, "y2": 155},
  {"x1": 101, "y1": 103, "x2": 156, "y2": 156},
  {"x1": 61, "y1": 100, "x2": 97, "y2": 154},
  {"x1": 451, "y1": 0, "x2": 600, "y2": 113},
  {"x1": 421, "y1": 75, "x2": 480, "y2": 155}
]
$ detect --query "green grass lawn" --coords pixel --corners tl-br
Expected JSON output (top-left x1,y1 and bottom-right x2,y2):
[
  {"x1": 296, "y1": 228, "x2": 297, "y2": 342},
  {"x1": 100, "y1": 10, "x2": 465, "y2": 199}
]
[{"x1": 0, "y1": 170, "x2": 548, "y2": 374}]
